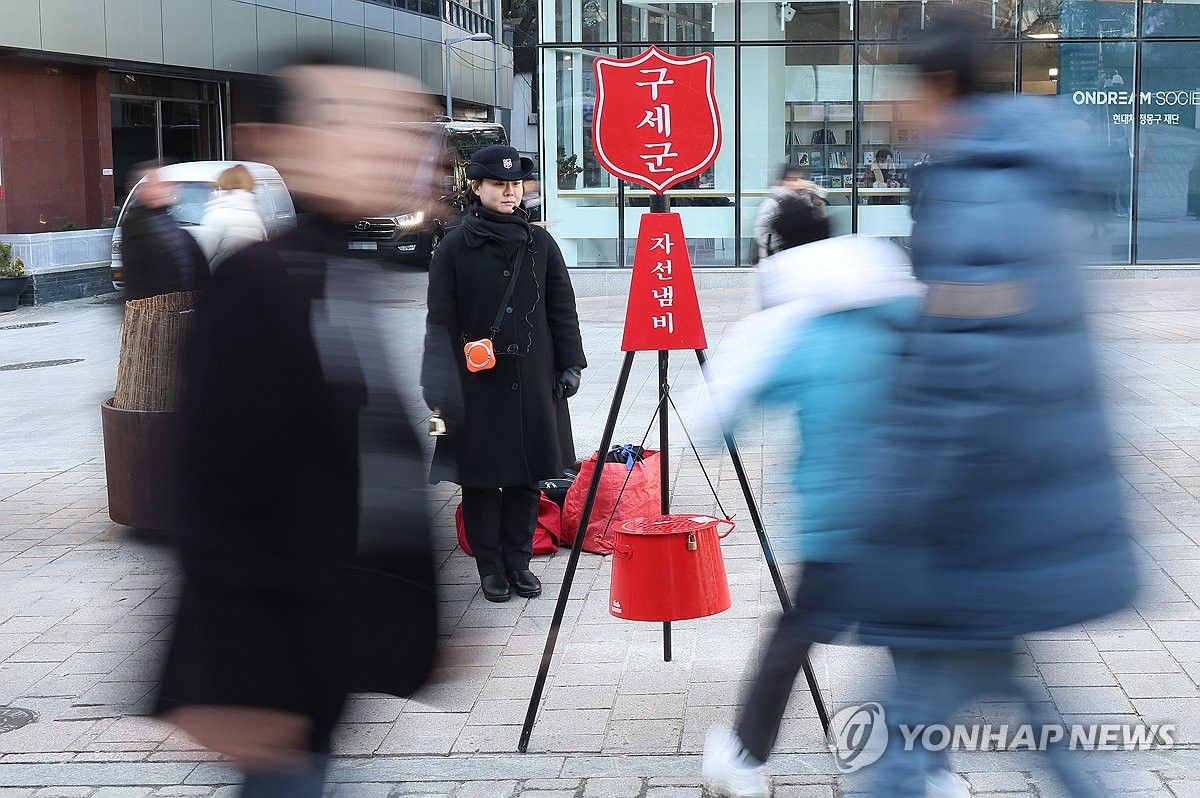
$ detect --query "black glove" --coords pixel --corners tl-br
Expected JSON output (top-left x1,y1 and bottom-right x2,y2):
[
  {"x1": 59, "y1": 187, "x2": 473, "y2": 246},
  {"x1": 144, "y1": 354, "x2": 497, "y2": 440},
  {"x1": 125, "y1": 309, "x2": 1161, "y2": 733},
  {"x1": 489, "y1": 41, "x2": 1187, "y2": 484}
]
[{"x1": 553, "y1": 366, "x2": 583, "y2": 401}]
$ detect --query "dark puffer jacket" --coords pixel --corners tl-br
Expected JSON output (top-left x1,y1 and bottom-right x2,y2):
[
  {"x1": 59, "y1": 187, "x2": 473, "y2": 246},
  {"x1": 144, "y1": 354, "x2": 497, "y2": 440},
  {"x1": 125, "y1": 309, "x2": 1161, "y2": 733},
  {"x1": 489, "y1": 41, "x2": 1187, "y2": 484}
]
[
  {"x1": 120, "y1": 203, "x2": 210, "y2": 299},
  {"x1": 841, "y1": 95, "x2": 1137, "y2": 648}
]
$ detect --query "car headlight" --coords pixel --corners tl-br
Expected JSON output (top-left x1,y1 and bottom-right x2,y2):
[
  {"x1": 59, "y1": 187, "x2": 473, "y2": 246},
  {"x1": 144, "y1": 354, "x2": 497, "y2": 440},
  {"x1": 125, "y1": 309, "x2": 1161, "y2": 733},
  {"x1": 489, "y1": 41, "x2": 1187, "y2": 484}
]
[{"x1": 392, "y1": 211, "x2": 425, "y2": 227}]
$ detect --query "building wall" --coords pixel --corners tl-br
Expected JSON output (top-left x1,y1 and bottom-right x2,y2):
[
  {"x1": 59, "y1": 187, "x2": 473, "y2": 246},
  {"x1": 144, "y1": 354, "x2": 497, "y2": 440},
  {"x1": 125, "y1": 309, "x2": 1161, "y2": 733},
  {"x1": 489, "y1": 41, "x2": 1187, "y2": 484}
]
[
  {"x1": 536, "y1": 0, "x2": 1200, "y2": 267},
  {"x1": 0, "y1": 0, "x2": 509, "y2": 107},
  {"x1": 0, "y1": 60, "x2": 114, "y2": 234},
  {"x1": 0, "y1": 0, "x2": 510, "y2": 236},
  {"x1": 508, "y1": 70, "x2": 538, "y2": 158}
]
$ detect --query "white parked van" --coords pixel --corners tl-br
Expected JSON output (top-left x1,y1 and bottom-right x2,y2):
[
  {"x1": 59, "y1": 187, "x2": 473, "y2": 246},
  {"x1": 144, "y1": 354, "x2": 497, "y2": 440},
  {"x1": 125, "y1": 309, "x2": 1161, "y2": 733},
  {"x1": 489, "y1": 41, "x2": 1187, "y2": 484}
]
[{"x1": 110, "y1": 161, "x2": 296, "y2": 290}]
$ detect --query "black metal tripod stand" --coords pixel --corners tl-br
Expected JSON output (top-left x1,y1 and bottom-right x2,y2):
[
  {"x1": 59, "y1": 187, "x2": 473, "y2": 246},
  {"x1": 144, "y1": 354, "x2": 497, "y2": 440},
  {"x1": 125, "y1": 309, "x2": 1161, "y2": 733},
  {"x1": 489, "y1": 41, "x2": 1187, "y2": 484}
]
[{"x1": 517, "y1": 346, "x2": 830, "y2": 752}]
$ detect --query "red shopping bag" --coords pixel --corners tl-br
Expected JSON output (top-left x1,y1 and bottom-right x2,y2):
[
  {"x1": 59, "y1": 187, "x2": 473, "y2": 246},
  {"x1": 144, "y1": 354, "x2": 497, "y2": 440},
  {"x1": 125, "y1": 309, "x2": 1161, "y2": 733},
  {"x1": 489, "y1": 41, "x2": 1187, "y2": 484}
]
[
  {"x1": 560, "y1": 449, "x2": 661, "y2": 554},
  {"x1": 456, "y1": 493, "x2": 561, "y2": 557}
]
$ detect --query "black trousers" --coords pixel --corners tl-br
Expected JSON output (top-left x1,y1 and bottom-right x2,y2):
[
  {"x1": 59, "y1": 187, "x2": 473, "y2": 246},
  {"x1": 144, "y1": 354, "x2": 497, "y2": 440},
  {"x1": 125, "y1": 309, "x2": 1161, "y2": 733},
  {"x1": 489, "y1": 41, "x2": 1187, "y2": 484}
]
[
  {"x1": 736, "y1": 562, "x2": 843, "y2": 762},
  {"x1": 461, "y1": 484, "x2": 539, "y2": 577}
]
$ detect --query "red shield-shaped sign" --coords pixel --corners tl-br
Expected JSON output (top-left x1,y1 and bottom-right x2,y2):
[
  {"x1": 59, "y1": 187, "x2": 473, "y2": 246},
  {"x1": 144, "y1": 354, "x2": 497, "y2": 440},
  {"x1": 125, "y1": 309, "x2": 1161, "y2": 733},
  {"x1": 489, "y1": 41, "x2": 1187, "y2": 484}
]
[{"x1": 593, "y1": 47, "x2": 722, "y2": 194}]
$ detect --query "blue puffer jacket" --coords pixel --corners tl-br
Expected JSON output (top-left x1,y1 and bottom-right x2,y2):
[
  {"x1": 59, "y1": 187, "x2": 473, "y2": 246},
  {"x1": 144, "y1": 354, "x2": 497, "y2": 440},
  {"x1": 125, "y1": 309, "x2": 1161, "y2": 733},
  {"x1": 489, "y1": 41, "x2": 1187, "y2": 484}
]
[
  {"x1": 710, "y1": 235, "x2": 923, "y2": 563},
  {"x1": 759, "y1": 303, "x2": 918, "y2": 563},
  {"x1": 842, "y1": 95, "x2": 1138, "y2": 649}
]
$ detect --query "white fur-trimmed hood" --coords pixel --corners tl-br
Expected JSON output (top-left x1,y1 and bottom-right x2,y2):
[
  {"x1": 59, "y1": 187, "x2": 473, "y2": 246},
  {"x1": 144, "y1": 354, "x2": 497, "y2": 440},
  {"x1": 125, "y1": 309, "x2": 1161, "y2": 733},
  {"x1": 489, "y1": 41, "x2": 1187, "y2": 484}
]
[
  {"x1": 756, "y1": 234, "x2": 923, "y2": 317},
  {"x1": 706, "y1": 235, "x2": 923, "y2": 428}
]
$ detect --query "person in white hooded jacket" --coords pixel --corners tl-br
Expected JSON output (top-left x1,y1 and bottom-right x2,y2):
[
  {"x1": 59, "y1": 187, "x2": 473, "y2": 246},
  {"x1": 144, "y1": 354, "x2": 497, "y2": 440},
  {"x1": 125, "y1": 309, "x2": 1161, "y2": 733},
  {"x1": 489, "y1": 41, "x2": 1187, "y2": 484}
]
[
  {"x1": 198, "y1": 165, "x2": 268, "y2": 269},
  {"x1": 701, "y1": 196, "x2": 966, "y2": 798}
]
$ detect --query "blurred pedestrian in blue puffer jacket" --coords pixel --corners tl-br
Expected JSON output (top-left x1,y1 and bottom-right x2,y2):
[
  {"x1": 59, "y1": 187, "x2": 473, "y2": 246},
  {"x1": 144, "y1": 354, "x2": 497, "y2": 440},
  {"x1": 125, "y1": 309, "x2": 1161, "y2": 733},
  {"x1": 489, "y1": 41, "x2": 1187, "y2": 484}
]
[
  {"x1": 701, "y1": 195, "x2": 925, "y2": 798},
  {"x1": 832, "y1": 10, "x2": 1138, "y2": 798}
]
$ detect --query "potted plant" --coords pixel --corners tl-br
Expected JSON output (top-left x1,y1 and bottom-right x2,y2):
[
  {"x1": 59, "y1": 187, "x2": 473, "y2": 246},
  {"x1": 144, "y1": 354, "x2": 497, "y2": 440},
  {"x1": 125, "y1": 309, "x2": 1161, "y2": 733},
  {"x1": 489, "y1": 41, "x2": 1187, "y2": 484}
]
[
  {"x1": 557, "y1": 146, "x2": 584, "y2": 190},
  {"x1": 0, "y1": 242, "x2": 30, "y2": 312}
]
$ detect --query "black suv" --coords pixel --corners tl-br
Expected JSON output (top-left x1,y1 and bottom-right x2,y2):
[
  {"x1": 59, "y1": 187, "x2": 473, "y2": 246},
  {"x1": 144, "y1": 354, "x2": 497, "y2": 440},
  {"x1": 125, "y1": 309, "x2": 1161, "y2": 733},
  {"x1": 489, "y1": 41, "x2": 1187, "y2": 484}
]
[{"x1": 345, "y1": 121, "x2": 509, "y2": 268}]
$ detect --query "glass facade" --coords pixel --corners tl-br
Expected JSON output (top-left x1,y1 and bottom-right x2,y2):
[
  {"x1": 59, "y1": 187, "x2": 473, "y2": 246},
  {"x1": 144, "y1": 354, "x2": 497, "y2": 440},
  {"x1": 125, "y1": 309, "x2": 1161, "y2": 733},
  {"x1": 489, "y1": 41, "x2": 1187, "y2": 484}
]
[
  {"x1": 368, "y1": 0, "x2": 495, "y2": 32},
  {"x1": 539, "y1": 0, "x2": 1200, "y2": 266},
  {"x1": 109, "y1": 73, "x2": 224, "y2": 207}
]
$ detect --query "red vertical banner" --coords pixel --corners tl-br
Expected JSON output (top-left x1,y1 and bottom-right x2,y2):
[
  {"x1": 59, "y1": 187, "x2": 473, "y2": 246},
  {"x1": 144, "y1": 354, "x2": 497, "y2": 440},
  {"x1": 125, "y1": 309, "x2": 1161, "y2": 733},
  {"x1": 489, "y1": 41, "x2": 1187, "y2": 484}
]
[{"x1": 621, "y1": 213, "x2": 707, "y2": 352}]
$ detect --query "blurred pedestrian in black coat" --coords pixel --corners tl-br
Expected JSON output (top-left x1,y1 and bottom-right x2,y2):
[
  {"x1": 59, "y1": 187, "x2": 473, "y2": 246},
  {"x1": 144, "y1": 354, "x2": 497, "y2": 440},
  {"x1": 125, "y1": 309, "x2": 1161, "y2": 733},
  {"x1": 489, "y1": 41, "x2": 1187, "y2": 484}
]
[
  {"x1": 120, "y1": 164, "x2": 209, "y2": 300},
  {"x1": 155, "y1": 62, "x2": 441, "y2": 798},
  {"x1": 422, "y1": 144, "x2": 586, "y2": 604}
]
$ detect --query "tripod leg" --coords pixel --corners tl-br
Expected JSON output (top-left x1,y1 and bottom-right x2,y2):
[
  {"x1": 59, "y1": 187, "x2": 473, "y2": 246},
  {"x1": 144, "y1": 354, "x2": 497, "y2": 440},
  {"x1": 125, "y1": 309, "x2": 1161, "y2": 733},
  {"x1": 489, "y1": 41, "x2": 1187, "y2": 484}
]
[
  {"x1": 659, "y1": 350, "x2": 671, "y2": 662},
  {"x1": 518, "y1": 350, "x2": 636, "y2": 752},
  {"x1": 694, "y1": 348, "x2": 830, "y2": 733},
  {"x1": 694, "y1": 348, "x2": 788, "y2": 609}
]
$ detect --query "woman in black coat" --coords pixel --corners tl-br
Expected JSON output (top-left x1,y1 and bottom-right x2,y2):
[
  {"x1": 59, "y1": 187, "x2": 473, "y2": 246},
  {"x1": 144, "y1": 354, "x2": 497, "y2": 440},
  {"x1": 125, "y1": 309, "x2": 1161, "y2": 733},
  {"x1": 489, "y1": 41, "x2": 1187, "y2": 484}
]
[{"x1": 423, "y1": 144, "x2": 586, "y2": 603}]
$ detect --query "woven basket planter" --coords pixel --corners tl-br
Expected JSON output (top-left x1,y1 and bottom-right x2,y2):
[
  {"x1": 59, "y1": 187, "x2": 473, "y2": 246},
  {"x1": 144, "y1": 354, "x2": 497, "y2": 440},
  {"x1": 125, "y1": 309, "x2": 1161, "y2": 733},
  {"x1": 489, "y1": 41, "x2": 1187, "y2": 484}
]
[
  {"x1": 112, "y1": 291, "x2": 197, "y2": 411},
  {"x1": 103, "y1": 291, "x2": 197, "y2": 529}
]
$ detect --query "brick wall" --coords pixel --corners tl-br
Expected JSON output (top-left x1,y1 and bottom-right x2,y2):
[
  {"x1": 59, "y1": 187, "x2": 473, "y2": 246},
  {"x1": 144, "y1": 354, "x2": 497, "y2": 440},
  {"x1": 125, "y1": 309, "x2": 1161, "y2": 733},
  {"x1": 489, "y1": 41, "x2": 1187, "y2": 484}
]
[
  {"x1": 27, "y1": 267, "x2": 113, "y2": 305},
  {"x1": 0, "y1": 58, "x2": 114, "y2": 234}
]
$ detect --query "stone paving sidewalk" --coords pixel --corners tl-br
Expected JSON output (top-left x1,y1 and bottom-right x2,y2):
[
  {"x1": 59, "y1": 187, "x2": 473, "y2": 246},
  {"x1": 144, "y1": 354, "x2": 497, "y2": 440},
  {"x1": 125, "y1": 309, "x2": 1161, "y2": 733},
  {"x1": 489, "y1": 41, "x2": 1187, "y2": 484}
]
[{"x1": 1, "y1": 275, "x2": 1199, "y2": 795}]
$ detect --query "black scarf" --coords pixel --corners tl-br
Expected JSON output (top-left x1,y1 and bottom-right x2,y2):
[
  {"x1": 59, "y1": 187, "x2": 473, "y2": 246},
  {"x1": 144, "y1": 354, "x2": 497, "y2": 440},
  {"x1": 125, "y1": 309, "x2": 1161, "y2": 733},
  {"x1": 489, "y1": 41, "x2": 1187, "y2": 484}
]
[{"x1": 463, "y1": 204, "x2": 531, "y2": 251}]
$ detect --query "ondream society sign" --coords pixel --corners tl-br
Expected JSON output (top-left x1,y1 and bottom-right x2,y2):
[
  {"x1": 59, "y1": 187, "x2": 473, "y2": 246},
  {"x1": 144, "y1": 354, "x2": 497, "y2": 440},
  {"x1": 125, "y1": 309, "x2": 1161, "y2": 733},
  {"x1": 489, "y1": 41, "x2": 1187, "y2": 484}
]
[
  {"x1": 1071, "y1": 89, "x2": 1200, "y2": 127},
  {"x1": 1072, "y1": 90, "x2": 1200, "y2": 106}
]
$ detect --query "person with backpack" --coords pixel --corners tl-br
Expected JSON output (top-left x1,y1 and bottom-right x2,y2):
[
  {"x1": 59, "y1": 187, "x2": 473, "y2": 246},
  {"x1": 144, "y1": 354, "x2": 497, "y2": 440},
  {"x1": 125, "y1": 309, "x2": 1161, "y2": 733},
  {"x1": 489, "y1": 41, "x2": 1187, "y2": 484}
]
[{"x1": 751, "y1": 163, "x2": 827, "y2": 263}]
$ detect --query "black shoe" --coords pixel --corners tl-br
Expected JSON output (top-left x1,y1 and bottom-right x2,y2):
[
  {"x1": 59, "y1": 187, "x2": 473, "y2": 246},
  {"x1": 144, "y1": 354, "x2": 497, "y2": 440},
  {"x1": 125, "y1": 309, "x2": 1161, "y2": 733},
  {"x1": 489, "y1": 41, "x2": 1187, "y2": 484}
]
[
  {"x1": 481, "y1": 574, "x2": 511, "y2": 603},
  {"x1": 507, "y1": 569, "x2": 541, "y2": 598}
]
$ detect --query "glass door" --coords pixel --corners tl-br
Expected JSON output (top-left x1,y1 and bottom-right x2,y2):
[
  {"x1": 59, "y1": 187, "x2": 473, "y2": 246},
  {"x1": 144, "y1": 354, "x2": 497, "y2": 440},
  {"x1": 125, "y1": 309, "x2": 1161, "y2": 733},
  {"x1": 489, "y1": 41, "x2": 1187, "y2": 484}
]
[
  {"x1": 111, "y1": 98, "x2": 159, "y2": 207},
  {"x1": 109, "y1": 73, "x2": 224, "y2": 208}
]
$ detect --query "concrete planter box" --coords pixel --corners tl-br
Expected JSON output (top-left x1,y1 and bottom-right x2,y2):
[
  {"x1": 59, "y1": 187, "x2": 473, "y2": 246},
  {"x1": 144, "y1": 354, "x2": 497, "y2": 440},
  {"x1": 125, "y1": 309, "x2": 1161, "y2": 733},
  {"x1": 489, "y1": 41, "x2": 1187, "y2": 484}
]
[{"x1": 1, "y1": 229, "x2": 115, "y2": 305}]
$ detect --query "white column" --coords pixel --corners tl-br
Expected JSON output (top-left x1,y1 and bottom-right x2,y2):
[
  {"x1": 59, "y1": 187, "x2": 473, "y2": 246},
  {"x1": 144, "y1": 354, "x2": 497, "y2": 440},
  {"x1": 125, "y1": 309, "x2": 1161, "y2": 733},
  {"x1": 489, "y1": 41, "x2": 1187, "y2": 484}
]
[{"x1": 718, "y1": 4, "x2": 789, "y2": 240}]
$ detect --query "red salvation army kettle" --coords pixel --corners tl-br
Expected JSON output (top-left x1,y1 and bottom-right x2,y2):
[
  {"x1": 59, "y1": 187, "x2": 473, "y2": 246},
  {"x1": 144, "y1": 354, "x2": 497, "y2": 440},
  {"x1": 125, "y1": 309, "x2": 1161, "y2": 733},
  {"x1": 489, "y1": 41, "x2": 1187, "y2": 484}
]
[{"x1": 608, "y1": 514, "x2": 734, "y2": 621}]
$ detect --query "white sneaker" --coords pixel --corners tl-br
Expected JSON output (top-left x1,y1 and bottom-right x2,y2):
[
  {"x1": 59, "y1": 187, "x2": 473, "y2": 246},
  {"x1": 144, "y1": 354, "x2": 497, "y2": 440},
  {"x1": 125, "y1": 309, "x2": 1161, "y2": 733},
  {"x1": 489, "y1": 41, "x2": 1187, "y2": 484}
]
[
  {"x1": 702, "y1": 725, "x2": 769, "y2": 798},
  {"x1": 926, "y1": 769, "x2": 971, "y2": 798}
]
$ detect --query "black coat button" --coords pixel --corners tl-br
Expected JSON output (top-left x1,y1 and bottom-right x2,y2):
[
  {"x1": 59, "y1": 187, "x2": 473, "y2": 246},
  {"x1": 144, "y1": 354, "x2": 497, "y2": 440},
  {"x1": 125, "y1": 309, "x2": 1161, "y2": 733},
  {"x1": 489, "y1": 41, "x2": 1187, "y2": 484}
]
[
  {"x1": 511, "y1": 382, "x2": 519, "y2": 391},
  {"x1": 506, "y1": 306, "x2": 513, "y2": 313},
  {"x1": 503, "y1": 270, "x2": 511, "y2": 277}
]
